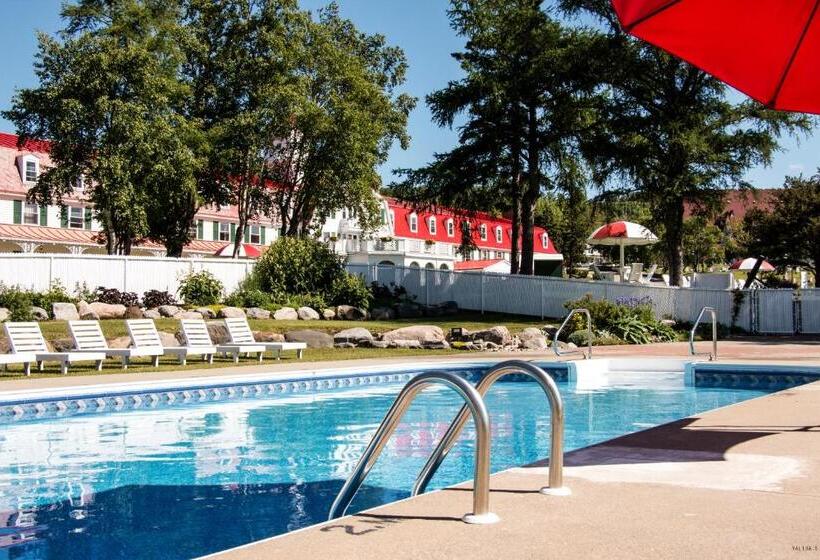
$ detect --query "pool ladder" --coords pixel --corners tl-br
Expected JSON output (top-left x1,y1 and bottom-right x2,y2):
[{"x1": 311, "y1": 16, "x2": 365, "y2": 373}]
[
  {"x1": 553, "y1": 308, "x2": 592, "y2": 360},
  {"x1": 328, "y1": 360, "x2": 569, "y2": 525},
  {"x1": 689, "y1": 306, "x2": 718, "y2": 361}
]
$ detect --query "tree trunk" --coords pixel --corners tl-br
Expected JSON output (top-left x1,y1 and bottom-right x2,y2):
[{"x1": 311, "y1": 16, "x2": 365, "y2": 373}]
[
  {"x1": 665, "y1": 199, "x2": 685, "y2": 286},
  {"x1": 519, "y1": 104, "x2": 540, "y2": 276},
  {"x1": 510, "y1": 180, "x2": 521, "y2": 275},
  {"x1": 742, "y1": 257, "x2": 765, "y2": 289}
]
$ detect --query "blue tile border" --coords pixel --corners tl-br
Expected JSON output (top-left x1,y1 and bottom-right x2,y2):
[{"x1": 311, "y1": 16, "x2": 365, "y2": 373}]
[{"x1": 688, "y1": 363, "x2": 820, "y2": 391}]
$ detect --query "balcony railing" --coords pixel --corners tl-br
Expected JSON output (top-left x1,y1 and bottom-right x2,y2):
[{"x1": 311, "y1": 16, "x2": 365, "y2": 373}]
[{"x1": 340, "y1": 239, "x2": 455, "y2": 257}]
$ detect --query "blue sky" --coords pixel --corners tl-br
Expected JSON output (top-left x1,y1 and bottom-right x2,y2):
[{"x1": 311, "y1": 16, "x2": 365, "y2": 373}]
[{"x1": 1, "y1": 0, "x2": 816, "y2": 189}]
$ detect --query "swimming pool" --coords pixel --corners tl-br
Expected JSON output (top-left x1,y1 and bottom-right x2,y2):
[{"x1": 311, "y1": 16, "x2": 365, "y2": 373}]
[{"x1": 0, "y1": 362, "x2": 795, "y2": 559}]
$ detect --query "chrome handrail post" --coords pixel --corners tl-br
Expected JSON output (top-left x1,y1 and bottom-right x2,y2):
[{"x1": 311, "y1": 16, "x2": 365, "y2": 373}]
[
  {"x1": 689, "y1": 306, "x2": 718, "y2": 361},
  {"x1": 412, "y1": 360, "x2": 569, "y2": 498},
  {"x1": 552, "y1": 308, "x2": 592, "y2": 360},
  {"x1": 328, "y1": 371, "x2": 499, "y2": 524}
]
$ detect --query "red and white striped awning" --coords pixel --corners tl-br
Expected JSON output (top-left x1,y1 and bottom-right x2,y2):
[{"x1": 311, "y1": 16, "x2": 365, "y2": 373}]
[
  {"x1": 213, "y1": 243, "x2": 262, "y2": 259},
  {"x1": 588, "y1": 221, "x2": 659, "y2": 246},
  {"x1": 730, "y1": 258, "x2": 775, "y2": 272}
]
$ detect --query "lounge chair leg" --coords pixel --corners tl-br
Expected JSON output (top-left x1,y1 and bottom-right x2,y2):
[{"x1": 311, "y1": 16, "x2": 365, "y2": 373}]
[
  {"x1": 61, "y1": 362, "x2": 68, "y2": 375},
  {"x1": 276, "y1": 350, "x2": 281, "y2": 361},
  {"x1": 233, "y1": 352, "x2": 239, "y2": 364},
  {"x1": 152, "y1": 356, "x2": 160, "y2": 367},
  {"x1": 208, "y1": 354, "x2": 214, "y2": 364},
  {"x1": 178, "y1": 354, "x2": 185, "y2": 365},
  {"x1": 257, "y1": 352, "x2": 263, "y2": 363},
  {"x1": 122, "y1": 356, "x2": 129, "y2": 370},
  {"x1": 37, "y1": 361, "x2": 44, "y2": 371},
  {"x1": 96, "y1": 360, "x2": 103, "y2": 371},
  {"x1": 23, "y1": 363, "x2": 31, "y2": 376},
  {"x1": 297, "y1": 349, "x2": 303, "y2": 359},
  {"x1": 181, "y1": 357, "x2": 187, "y2": 366}
]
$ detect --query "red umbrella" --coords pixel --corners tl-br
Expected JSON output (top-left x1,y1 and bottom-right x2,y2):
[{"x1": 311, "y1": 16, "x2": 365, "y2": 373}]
[
  {"x1": 729, "y1": 257, "x2": 775, "y2": 272},
  {"x1": 213, "y1": 243, "x2": 262, "y2": 259},
  {"x1": 613, "y1": 0, "x2": 820, "y2": 113}
]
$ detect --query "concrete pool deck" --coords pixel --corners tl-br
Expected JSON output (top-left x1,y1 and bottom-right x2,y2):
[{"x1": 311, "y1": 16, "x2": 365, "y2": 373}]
[{"x1": 208, "y1": 371, "x2": 820, "y2": 560}]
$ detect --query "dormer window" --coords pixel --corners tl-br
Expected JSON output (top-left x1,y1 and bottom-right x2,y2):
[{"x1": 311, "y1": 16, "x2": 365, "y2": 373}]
[
  {"x1": 74, "y1": 176, "x2": 85, "y2": 193},
  {"x1": 19, "y1": 155, "x2": 39, "y2": 183},
  {"x1": 409, "y1": 212, "x2": 418, "y2": 233},
  {"x1": 495, "y1": 226, "x2": 503, "y2": 243},
  {"x1": 428, "y1": 217, "x2": 437, "y2": 235},
  {"x1": 479, "y1": 224, "x2": 487, "y2": 241},
  {"x1": 446, "y1": 219, "x2": 454, "y2": 237},
  {"x1": 541, "y1": 232, "x2": 549, "y2": 248}
]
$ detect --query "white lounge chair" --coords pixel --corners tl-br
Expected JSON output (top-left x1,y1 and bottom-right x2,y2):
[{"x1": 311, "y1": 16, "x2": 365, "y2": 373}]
[
  {"x1": 126, "y1": 319, "x2": 183, "y2": 366},
  {"x1": 181, "y1": 318, "x2": 266, "y2": 363},
  {"x1": 223, "y1": 317, "x2": 306, "y2": 360},
  {"x1": 69, "y1": 320, "x2": 163, "y2": 369},
  {"x1": 0, "y1": 324, "x2": 36, "y2": 376},
  {"x1": 627, "y1": 262, "x2": 644, "y2": 283},
  {"x1": 639, "y1": 264, "x2": 658, "y2": 284},
  {"x1": 5, "y1": 322, "x2": 106, "y2": 375},
  {"x1": 177, "y1": 319, "x2": 219, "y2": 365}
]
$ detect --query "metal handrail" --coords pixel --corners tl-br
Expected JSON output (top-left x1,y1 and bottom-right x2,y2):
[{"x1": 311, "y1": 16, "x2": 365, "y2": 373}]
[
  {"x1": 552, "y1": 308, "x2": 592, "y2": 359},
  {"x1": 689, "y1": 306, "x2": 718, "y2": 361},
  {"x1": 412, "y1": 360, "x2": 569, "y2": 498},
  {"x1": 327, "y1": 371, "x2": 499, "y2": 525}
]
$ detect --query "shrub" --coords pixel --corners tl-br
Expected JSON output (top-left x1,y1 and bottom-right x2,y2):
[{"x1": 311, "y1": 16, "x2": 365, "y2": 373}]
[
  {"x1": 329, "y1": 273, "x2": 372, "y2": 308},
  {"x1": 0, "y1": 284, "x2": 33, "y2": 321},
  {"x1": 223, "y1": 287, "x2": 274, "y2": 309},
  {"x1": 563, "y1": 294, "x2": 679, "y2": 345},
  {"x1": 74, "y1": 282, "x2": 95, "y2": 302},
  {"x1": 369, "y1": 282, "x2": 415, "y2": 308},
  {"x1": 284, "y1": 293, "x2": 328, "y2": 311},
  {"x1": 567, "y1": 329, "x2": 593, "y2": 347},
  {"x1": 29, "y1": 281, "x2": 75, "y2": 309},
  {"x1": 253, "y1": 237, "x2": 344, "y2": 301},
  {"x1": 608, "y1": 315, "x2": 654, "y2": 345},
  {"x1": 178, "y1": 270, "x2": 223, "y2": 306},
  {"x1": 95, "y1": 287, "x2": 140, "y2": 307},
  {"x1": 142, "y1": 290, "x2": 176, "y2": 309}
]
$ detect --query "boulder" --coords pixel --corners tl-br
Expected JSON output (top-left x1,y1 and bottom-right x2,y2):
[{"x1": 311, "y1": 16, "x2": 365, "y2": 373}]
[
  {"x1": 180, "y1": 311, "x2": 203, "y2": 320},
  {"x1": 380, "y1": 325, "x2": 445, "y2": 345},
  {"x1": 107, "y1": 336, "x2": 132, "y2": 349},
  {"x1": 334, "y1": 342, "x2": 356, "y2": 349},
  {"x1": 368, "y1": 340, "x2": 390, "y2": 349},
  {"x1": 77, "y1": 300, "x2": 99, "y2": 320},
  {"x1": 661, "y1": 319, "x2": 677, "y2": 328},
  {"x1": 284, "y1": 329, "x2": 333, "y2": 349},
  {"x1": 89, "y1": 302, "x2": 126, "y2": 319},
  {"x1": 158, "y1": 305, "x2": 181, "y2": 318},
  {"x1": 335, "y1": 305, "x2": 367, "y2": 321},
  {"x1": 158, "y1": 331, "x2": 179, "y2": 347},
  {"x1": 541, "y1": 324, "x2": 560, "y2": 339},
  {"x1": 52, "y1": 302, "x2": 79, "y2": 321},
  {"x1": 390, "y1": 339, "x2": 422, "y2": 349},
  {"x1": 206, "y1": 321, "x2": 231, "y2": 344},
  {"x1": 49, "y1": 337, "x2": 74, "y2": 352},
  {"x1": 30, "y1": 306, "x2": 49, "y2": 321},
  {"x1": 423, "y1": 340, "x2": 451, "y2": 350},
  {"x1": 392, "y1": 302, "x2": 423, "y2": 318},
  {"x1": 0, "y1": 308, "x2": 9, "y2": 322},
  {"x1": 553, "y1": 340, "x2": 578, "y2": 352},
  {"x1": 321, "y1": 308, "x2": 336, "y2": 320},
  {"x1": 254, "y1": 331, "x2": 285, "y2": 343},
  {"x1": 297, "y1": 307, "x2": 320, "y2": 321},
  {"x1": 196, "y1": 307, "x2": 216, "y2": 319},
  {"x1": 468, "y1": 326, "x2": 512, "y2": 346},
  {"x1": 0, "y1": 337, "x2": 10, "y2": 353},
  {"x1": 370, "y1": 307, "x2": 395, "y2": 320},
  {"x1": 218, "y1": 306, "x2": 246, "y2": 319},
  {"x1": 518, "y1": 327, "x2": 549, "y2": 350},
  {"x1": 125, "y1": 306, "x2": 144, "y2": 319},
  {"x1": 273, "y1": 307, "x2": 298, "y2": 321},
  {"x1": 143, "y1": 308, "x2": 161, "y2": 320},
  {"x1": 246, "y1": 307, "x2": 271, "y2": 320},
  {"x1": 333, "y1": 327, "x2": 373, "y2": 346}
]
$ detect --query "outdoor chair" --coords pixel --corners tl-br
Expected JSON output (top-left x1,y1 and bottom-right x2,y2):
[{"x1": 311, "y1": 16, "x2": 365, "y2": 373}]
[
  {"x1": 0, "y1": 324, "x2": 37, "y2": 376},
  {"x1": 183, "y1": 318, "x2": 266, "y2": 363},
  {"x1": 5, "y1": 322, "x2": 106, "y2": 375},
  {"x1": 176, "y1": 319, "x2": 220, "y2": 365},
  {"x1": 627, "y1": 262, "x2": 644, "y2": 283},
  {"x1": 223, "y1": 317, "x2": 306, "y2": 360},
  {"x1": 639, "y1": 264, "x2": 658, "y2": 284},
  {"x1": 126, "y1": 319, "x2": 190, "y2": 366},
  {"x1": 69, "y1": 320, "x2": 163, "y2": 369}
]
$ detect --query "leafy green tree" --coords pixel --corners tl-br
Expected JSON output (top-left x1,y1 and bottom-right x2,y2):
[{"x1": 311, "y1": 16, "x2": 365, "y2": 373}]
[
  {"x1": 744, "y1": 174, "x2": 820, "y2": 276},
  {"x1": 681, "y1": 216, "x2": 724, "y2": 272},
  {"x1": 560, "y1": 0, "x2": 814, "y2": 286},
  {"x1": 3, "y1": 0, "x2": 202, "y2": 255},
  {"x1": 535, "y1": 176, "x2": 592, "y2": 274}
]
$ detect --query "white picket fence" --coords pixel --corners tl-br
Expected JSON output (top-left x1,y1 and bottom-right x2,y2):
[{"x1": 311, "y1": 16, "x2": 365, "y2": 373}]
[
  {"x1": 0, "y1": 254, "x2": 253, "y2": 297},
  {"x1": 346, "y1": 263, "x2": 819, "y2": 334}
]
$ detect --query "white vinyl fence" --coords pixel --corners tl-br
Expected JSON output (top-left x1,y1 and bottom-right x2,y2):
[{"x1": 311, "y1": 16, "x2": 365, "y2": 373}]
[
  {"x1": 346, "y1": 263, "x2": 818, "y2": 335},
  {"x1": 0, "y1": 254, "x2": 253, "y2": 297}
]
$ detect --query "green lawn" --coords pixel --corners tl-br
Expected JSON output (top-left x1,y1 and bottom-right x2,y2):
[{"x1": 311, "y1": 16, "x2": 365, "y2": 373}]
[{"x1": 1, "y1": 311, "x2": 553, "y2": 381}]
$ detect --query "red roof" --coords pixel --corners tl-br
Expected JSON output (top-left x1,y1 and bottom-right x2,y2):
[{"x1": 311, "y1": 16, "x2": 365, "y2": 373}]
[
  {"x1": 684, "y1": 189, "x2": 777, "y2": 221},
  {"x1": 386, "y1": 198, "x2": 559, "y2": 255},
  {"x1": 454, "y1": 259, "x2": 505, "y2": 271},
  {"x1": 0, "y1": 132, "x2": 52, "y2": 154}
]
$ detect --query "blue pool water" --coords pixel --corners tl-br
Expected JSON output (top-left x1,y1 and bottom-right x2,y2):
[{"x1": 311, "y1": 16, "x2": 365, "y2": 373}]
[{"x1": 0, "y1": 367, "x2": 771, "y2": 559}]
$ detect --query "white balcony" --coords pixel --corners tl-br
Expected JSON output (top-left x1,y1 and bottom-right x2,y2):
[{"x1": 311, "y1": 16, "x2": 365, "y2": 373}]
[{"x1": 340, "y1": 238, "x2": 455, "y2": 257}]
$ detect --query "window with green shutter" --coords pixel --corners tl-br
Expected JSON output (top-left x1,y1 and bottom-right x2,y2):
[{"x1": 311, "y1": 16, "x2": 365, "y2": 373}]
[
  {"x1": 84, "y1": 208, "x2": 92, "y2": 229},
  {"x1": 261, "y1": 226, "x2": 266, "y2": 245},
  {"x1": 60, "y1": 207, "x2": 68, "y2": 228},
  {"x1": 12, "y1": 200, "x2": 22, "y2": 224},
  {"x1": 230, "y1": 223, "x2": 236, "y2": 242},
  {"x1": 39, "y1": 206, "x2": 47, "y2": 226},
  {"x1": 197, "y1": 220, "x2": 204, "y2": 240},
  {"x1": 212, "y1": 221, "x2": 219, "y2": 241}
]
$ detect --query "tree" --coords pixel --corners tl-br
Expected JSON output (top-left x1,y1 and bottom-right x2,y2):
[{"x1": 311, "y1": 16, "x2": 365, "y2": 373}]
[
  {"x1": 560, "y1": 0, "x2": 813, "y2": 286},
  {"x1": 3, "y1": 0, "x2": 203, "y2": 256},
  {"x1": 395, "y1": 0, "x2": 599, "y2": 275},
  {"x1": 681, "y1": 216, "x2": 724, "y2": 272},
  {"x1": 534, "y1": 170, "x2": 592, "y2": 274},
  {"x1": 744, "y1": 174, "x2": 820, "y2": 277}
]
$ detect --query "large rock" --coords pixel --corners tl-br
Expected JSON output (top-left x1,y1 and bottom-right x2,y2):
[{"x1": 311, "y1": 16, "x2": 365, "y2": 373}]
[
  {"x1": 246, "y1": 307, "x2": 271, "y2": 320},
  {"x1": 180, "y1": 311, "x2": 203, "y2": 320},
  {"x1": 518, "y1": 327, "x2": 549, "y2": 350},
  {"x1": 297, "y1": 306, "x2": 320, "y2": 321},
  {"x1": 321, "y1": 308, "x2": 336, "y2": 320},
  {"x1": 49, "y1": 337, "x2": 75, "y2": 352},
  {"x1": 333, "y1": 327, "x2": 374, "y2": 346},
  {"x1": 370, "y1": 306, "x2": 395, "y2": 320},
  {"x1": 254, "y1": 331, "x2": 285, "y2": 343},
  {"x1": 469, "y1": 326, "x2": 512, "y2": 346},
  {"x1": 143, "y1": 308, "x2": 161, "y2": 320},
  {"x1": 30, "y1": 306, "x2": 49, "y2": 321},
  {"x1": 77, "y1": 300, "x2": 99, "y2": 320},
  {"x1": 0, "y1": 308, "x2": 9, "y2": 322},
  {"x1": 108, "y1": 336, "x2": 132, "y2": 349},
  {"x1": 158, "y1": 331, "x2": 179, "y2": 347},
  {"x1": 158, "y1": 305, "x2": 181, "y2": 318},
  {"x1": 125, "y1": 306, "x2": 144, "y2": 319},
  {"x1": 284, "y1": 329, "x2": 333, "y2": 349},
  {"x1": 196, "y1": 307, "x2": 216, "y2": 319},
  {"x1": 273, "y1": 307, "x2": 298, "y2": 321},
  {"x1": 381, "y1": 325, "x2": 445, "y2": 344},
  {"x1": 89, "y1": 302, "x2": 126, "y2": 319},
  {"x1": 335, "y1": 305, "x2": 367, "y2": 321},
  {"x1": 206, "y1": 321, "x2": 231, "y2": 344},
  {"x1": 218, "y1": 306, "x2": 246, "y2": 319},
  {"x1": 52, "y1": 302, "x2": 79, "y2": 321},
  {"x1": 389, "y1": 339, "x2": 422, "y2": 349}
]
